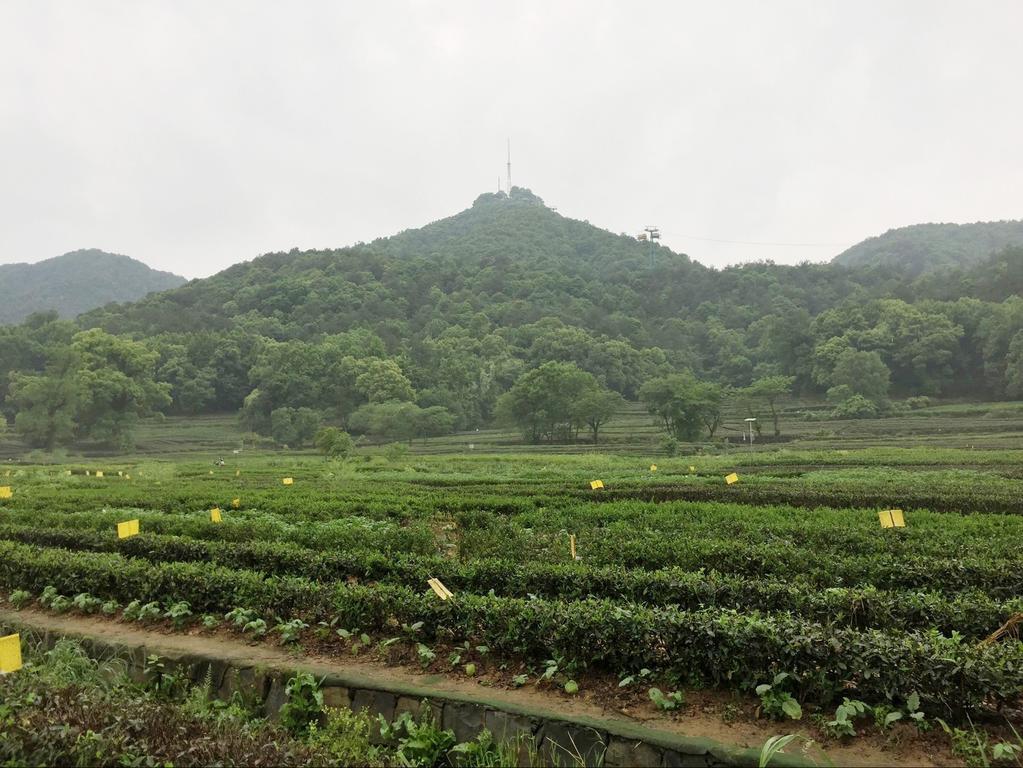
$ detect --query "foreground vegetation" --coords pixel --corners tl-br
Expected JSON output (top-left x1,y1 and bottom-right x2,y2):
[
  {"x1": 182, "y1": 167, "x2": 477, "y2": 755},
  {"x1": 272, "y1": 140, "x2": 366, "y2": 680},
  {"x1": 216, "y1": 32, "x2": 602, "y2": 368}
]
[
  {"x1": 0, "y1": 635, "x2": 540, "y2": 767},
  {"x1": 1, "y1": 448, "x2": 1021, "y2": 750}
]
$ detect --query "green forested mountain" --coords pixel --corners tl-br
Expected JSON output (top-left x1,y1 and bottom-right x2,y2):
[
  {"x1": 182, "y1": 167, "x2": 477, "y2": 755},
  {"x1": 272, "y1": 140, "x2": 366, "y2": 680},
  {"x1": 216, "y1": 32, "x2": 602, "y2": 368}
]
[
  {"x1": 3, "y1": 189, "x2": 1023, "y2": 449},
  {"x1": 0, "y1": 249, "x2": 186, "y2": 325},
  {"x1": 833, "y1": 220, "x2": 1023, "y2": 275}
]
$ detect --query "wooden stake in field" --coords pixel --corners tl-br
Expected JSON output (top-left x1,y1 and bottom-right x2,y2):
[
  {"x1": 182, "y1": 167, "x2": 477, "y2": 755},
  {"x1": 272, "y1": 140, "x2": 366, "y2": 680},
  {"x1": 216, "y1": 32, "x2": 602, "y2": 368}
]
[
  {"x1": 878, "y1": 509, "x2": 905, "y2": 528},
  {"x1": 0, "y1": 633, "x2": 22, "y2": 674},
  {"x1": 569, "y1": 533, "x2": 577, "y2": 560},
  {"x1": 427, "y1": 578, "x2": 454, "y2": 600},
  {"x1": 982, "y1": 612, "x2": 1023, "y2": 646}
]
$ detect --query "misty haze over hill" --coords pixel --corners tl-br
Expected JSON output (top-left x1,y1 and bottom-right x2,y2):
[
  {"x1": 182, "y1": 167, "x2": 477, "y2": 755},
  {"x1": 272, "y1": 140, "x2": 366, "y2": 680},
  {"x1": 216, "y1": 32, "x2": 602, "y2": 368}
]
[
  {"x1": 0, "y1": 249, "x2": 186, "y2": 325},
  {"x1": 833, "y1": 220, "x2": 1023, "y2": 276}
]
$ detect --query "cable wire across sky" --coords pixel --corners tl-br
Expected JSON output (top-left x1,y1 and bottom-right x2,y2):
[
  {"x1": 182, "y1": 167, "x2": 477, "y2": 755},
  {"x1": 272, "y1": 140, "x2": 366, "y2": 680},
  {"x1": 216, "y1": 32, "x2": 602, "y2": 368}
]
[{"x1": 670, "y1": 233, "x2": 853, "y2": 248}]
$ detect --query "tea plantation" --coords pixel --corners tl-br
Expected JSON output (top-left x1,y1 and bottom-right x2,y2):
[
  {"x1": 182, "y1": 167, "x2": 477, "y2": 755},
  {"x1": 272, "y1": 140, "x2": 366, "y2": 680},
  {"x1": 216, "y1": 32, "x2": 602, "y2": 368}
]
[{"x1": 1, "y1": 448, "x2": 1022, "y2": 764}]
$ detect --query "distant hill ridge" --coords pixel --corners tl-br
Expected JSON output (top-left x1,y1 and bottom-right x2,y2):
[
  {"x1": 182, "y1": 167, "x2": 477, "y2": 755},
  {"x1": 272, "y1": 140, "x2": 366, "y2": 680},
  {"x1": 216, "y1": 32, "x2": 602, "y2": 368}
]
[
  {"x1": 833, "y1": 220, "x2": 1023, "y2": 275},
  {"x1": 0, "y1": 249, "x2": 186, "y2": 325},
  {"x1": 77, "y1": 189, "x2": 1023, "y2": 344}
]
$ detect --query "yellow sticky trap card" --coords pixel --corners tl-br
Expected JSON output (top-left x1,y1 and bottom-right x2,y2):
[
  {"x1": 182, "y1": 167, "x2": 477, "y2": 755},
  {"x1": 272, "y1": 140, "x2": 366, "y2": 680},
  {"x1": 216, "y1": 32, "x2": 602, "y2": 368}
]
[
  {"x1": 117, "y1": 519, "x2": 140, "y2": 539},
  {"x1": 231, "y1": 498, "x2": 241, "y2": 509},
  {"x1": 125, "y1": 474, "x2": 131, "y2": 480},
  {"x1": 879, "y1": 509, "x2": 905, "y2": 528},
  {"x1": 0, "y1": 486, "x2": 11, "y2": 499},
  {"x1": 427, "y1": 578, "x2": 454, "y2": 600},
  {"x1": 0, "y1": 633, "x2": 22, "y2": 673},
  {"x1": 117, "y1": 471, "x2": 123, "y2": 477},
  {"x1": 650, "y1": 464, "x2": 657, "y2": 472},
  {"x1": 210, "y1": 508, "x2": 222, "y2": 523},
  {"x1": 724, "y1": 472, "x2": 739, "y2": 485},
  {"x1": 95, "y1": 470, "x2": 104, "y2": 478},
  {"x1": 282, "y1": 477, "x2": 294, "y2": 485},
  {"x1": 209, "y1": 470, "x2": 214, "y2": 475},
  {"x1": 689, "y1": 465, "x2": 696, "y2": 473},
  {"x1": 590, "y1": 479, "x2": 604, "y2": 490},
  {"x1": 235, "y1": 469, "x2": 240, "y2": 477},
  {"x1": 569, "y1": 533, "x2": 577, "y2": 560}
]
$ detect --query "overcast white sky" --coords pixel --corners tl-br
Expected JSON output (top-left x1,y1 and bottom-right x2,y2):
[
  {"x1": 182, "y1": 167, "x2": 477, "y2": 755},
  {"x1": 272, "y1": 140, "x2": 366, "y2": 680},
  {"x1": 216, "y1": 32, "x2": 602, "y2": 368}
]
[{"x1": 1, "y1": 1, "x2": 1021, "y2": 278}]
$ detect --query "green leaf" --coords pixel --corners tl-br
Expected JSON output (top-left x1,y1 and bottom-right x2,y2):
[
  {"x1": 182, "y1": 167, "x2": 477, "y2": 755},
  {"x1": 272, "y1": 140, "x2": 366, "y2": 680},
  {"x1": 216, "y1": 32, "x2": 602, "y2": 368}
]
[
  {"x1": 906, "y1": 692, "x2": 920, "y2": 712},
  {"x1": 884, "y1": 711, "x2": 903, "y2": 726},
  {"x1": 564, "y1": 680, "x2": 579, "y2": 695},
  {"x1": 781, "y1": 698, "x2": 802, "y2": 720},
  {"x1": 759, "y1": 734, "x2": 798, "y2": 768}
]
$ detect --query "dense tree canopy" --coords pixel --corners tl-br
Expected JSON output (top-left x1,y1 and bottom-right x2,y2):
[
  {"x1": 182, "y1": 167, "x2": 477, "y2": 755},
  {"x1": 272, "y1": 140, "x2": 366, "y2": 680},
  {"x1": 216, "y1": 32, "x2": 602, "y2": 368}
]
[{"x1": 3, "y1": 190, "x2": 1023, "y2": 449}]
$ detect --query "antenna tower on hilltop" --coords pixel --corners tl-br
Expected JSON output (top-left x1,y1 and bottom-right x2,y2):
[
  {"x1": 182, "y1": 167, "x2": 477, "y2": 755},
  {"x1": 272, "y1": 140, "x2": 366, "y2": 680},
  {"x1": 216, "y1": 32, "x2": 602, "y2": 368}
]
[{"x1": 506, "y1": 139, "x2": 512, "y2": 197}]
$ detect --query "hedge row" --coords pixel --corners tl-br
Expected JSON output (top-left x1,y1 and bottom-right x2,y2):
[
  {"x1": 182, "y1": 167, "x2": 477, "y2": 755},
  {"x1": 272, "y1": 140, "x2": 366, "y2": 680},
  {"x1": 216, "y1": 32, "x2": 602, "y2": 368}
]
[
  {"x1": 0, "y1": 525, "x2": 1017, "y2": 638},
  {"x1": 0, "y1": 507, "x2": 436, "y2": 556},
  {"x1": 1, "y1": 540, "x2": 1021, "y2": 717},
  {"x1": 571, "y1": 481, "x2": 1023, "y2": 515},
  {"x1": 2, "y1": 500, "x2": 1020, "y2": 598}
]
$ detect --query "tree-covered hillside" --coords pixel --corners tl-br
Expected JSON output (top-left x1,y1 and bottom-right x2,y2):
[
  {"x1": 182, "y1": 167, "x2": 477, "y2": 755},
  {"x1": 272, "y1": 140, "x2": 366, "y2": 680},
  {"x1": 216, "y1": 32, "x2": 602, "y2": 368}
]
[
  {"x1": 833, "y1": 220, "x2": 1023, "y2": 275},
  {"x1": 4, "y1": 189, "x2": 1023, "y2": 450},
  {"x1": 0, "y1": 249, "x2": 186, "y2": 325},
  {"x1": 79, "y1": 188, "x2": 900, "y2": 347}
]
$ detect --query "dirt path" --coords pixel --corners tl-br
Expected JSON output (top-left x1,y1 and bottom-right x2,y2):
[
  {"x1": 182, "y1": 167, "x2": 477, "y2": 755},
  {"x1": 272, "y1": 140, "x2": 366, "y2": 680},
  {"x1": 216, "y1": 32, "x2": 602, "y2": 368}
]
[{"x1": 1, "y1": 609, "x2": 953, "y2": 767}]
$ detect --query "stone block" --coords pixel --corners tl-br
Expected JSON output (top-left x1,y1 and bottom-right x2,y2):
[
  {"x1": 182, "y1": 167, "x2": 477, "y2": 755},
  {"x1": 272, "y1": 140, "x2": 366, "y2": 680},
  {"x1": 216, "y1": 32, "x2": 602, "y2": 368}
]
[
  {"x1": 441, "y1": 701, "x2": 485, "y2": 743},
  {"x1": 394, "y1": 696, "x2": 441, "y2": 724},
  {"x1": 662, "y1": 749, "x2": 713, "y2": 768},
  {"x1": 218, "y1": 666, "x2": 269, "y2": 705},
  {"x1": 322, "y1": 685, "x2": 351, "y2": 710},
  {"x1": 264, "y1": 676, "x2": 287, "y2": 720},
  {"x1": 482, "y1": 709, "x2": 537, "y2": 743},
  {"x1": 351, "y1": 689, "x2": 397, "y2": 743},
  {"x1": 605, "y1": 737, "x2": 662, "y2": 767},
  {"x1": 538, "y1": 721, "x2": 607, "y2": 768}
]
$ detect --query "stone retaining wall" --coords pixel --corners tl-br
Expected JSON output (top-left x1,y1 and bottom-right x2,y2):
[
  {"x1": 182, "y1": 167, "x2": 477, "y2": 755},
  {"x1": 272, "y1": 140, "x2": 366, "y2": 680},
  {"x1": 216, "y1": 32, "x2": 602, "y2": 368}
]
[{"x1": 4, "y1": 619, "x2": 808, "y2": 768}]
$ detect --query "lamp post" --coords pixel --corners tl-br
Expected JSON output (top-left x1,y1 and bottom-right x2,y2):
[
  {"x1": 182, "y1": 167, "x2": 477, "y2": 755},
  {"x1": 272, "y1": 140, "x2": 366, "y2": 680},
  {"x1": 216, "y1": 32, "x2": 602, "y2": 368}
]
[{"x1": 744, "y1": 417, "x2": 757, "y2": 452}]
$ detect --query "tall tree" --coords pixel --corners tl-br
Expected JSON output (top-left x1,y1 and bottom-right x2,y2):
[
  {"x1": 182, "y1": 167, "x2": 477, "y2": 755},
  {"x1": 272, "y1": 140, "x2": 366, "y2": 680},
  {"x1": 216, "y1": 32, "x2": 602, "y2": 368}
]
[
  {"x1": 495, "y1": 362, "x2": 601, "y2": 443},
  {"x1": 741, "y1": 375, "x2": 795, "y2": 437},
  {"x1": 830, "y1": 349, "x2": 890, "y2": 405},
  {"x1": 71, "y1": 329, "x2": 171, "y2": 448},
  {"x1": 7, "y1": 370, "x2": 78, "y2": 450},
  {"x1": 573, "y1": 386, "x2": 625, "y2": 444},
  {"x1": 639, "y1": 373, "x2": 722, "y2": 442}
]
